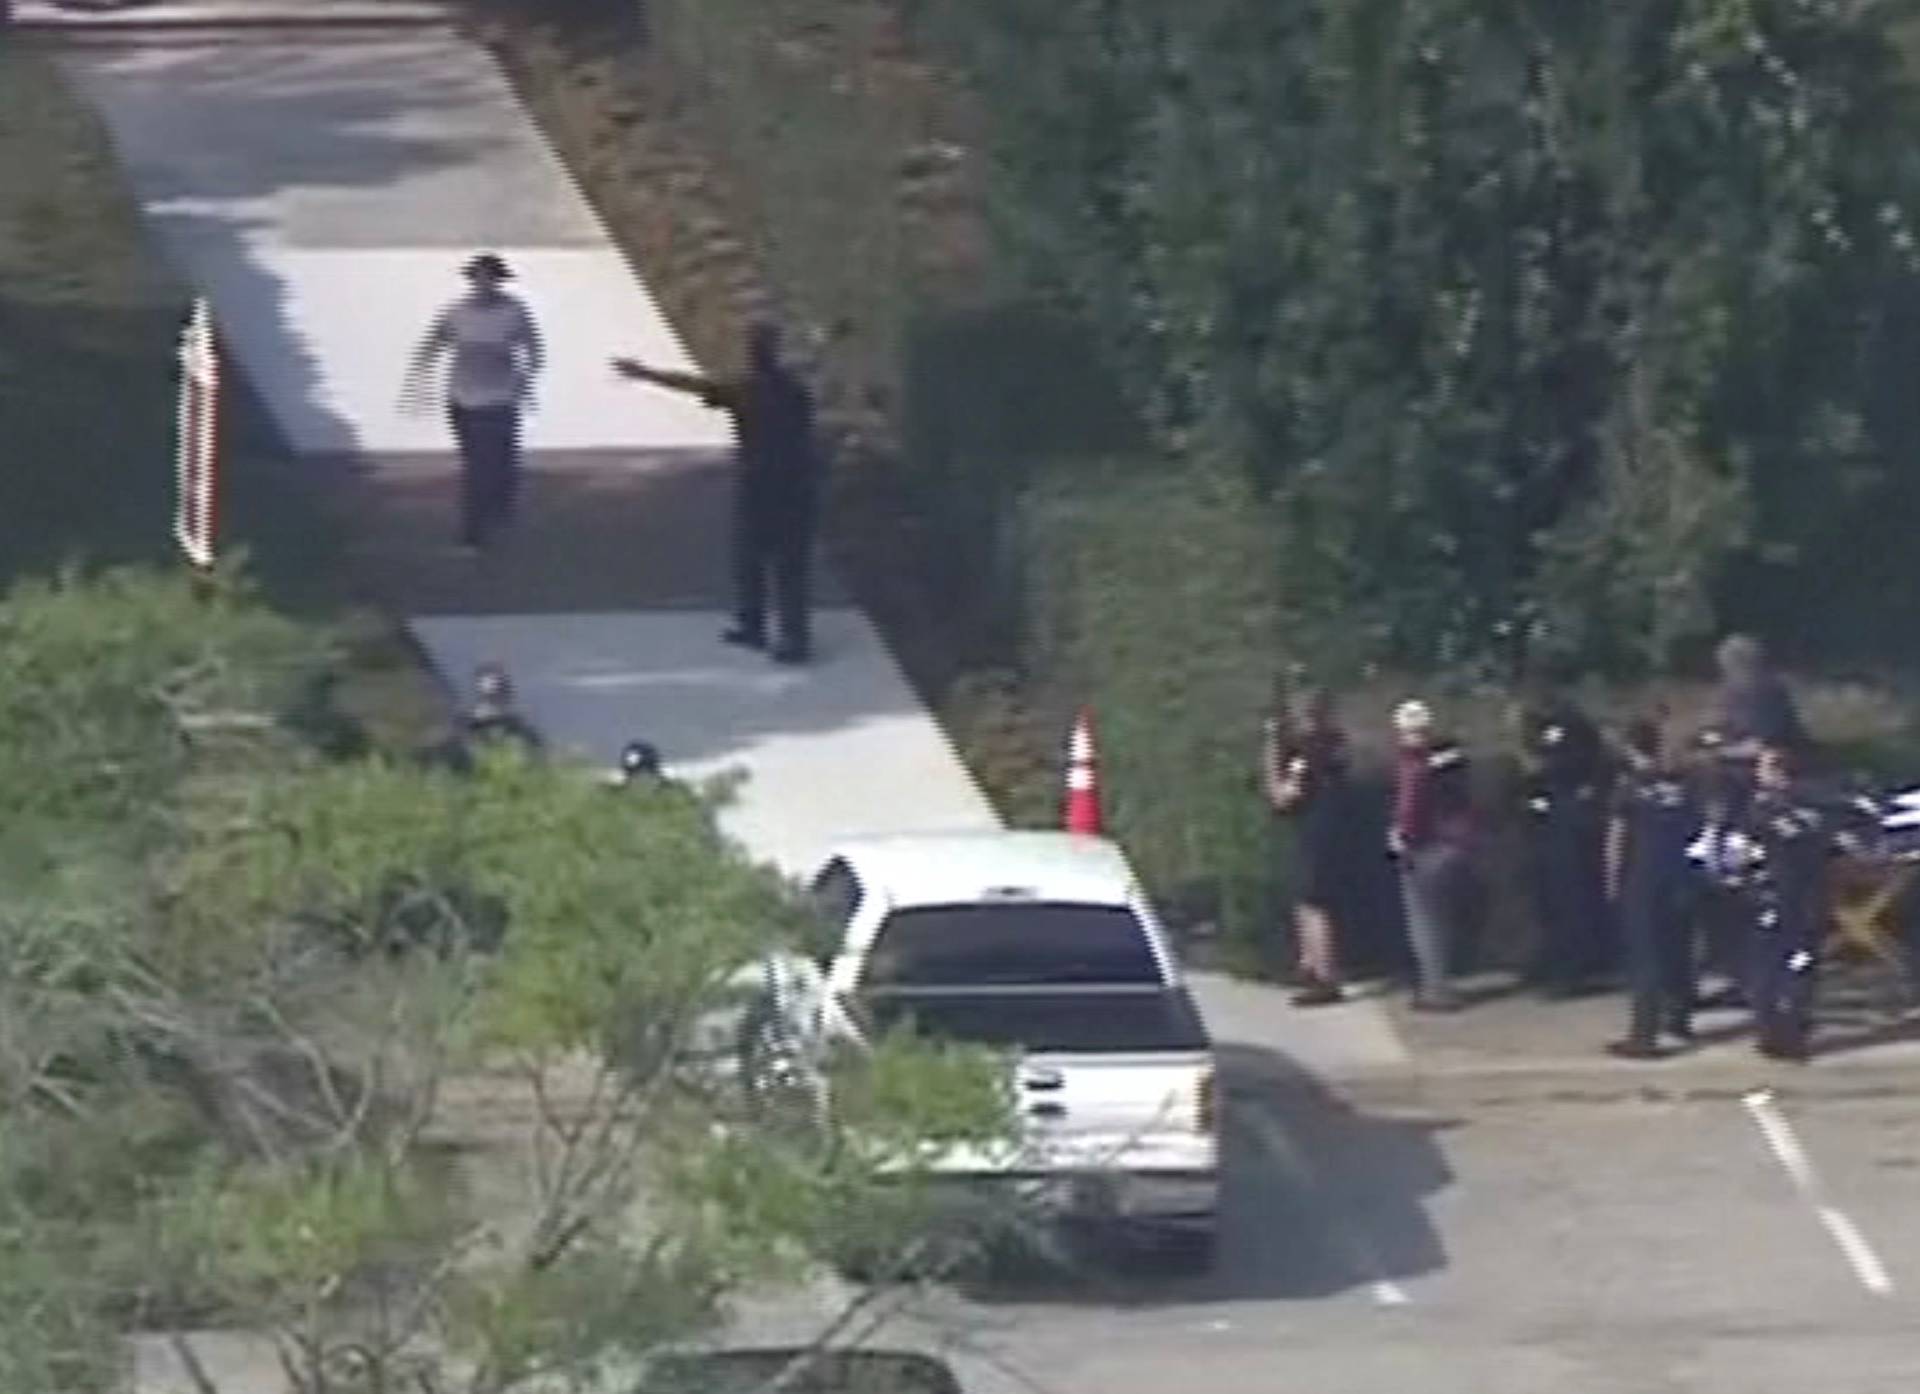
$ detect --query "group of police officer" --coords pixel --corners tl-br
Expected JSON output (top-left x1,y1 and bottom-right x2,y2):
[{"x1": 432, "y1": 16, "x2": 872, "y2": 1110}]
[{"x1": 1520, "y1": 635, "x2": 1828, "y2": 1062}]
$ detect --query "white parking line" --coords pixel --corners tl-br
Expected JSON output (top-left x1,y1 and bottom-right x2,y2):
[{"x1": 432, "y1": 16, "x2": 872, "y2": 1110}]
[
  {"x1": 1238, "y1": 1109, "x2": 1412, "y2": 1308},
  {"x1": 1742, "y1": 1088, "x2": 1895, "y2": 1297}
]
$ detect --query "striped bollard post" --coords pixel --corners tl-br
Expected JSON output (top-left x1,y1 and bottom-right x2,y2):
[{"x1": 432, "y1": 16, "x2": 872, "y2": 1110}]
[{"x1": 175, "y1": 297, "x2": 220, "y2": 571}]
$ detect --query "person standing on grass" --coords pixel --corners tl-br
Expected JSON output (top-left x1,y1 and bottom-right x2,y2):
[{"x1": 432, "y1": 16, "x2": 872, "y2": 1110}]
[
  {"x1": 1605, "y1": 717, "x2": 1701, "y2": 1060},
  {"x1": 612, "y1": 321, "x2": 823, "y2": 665},
  {"x1": 403, "y1": 253, "x2": 546, "y2": 553},
  {"x1": 1389, "y1": 699, "x2": 1474, "y2": 1012},
  {"x1": 1263, "y1": 687, "x2": 1359, "y2": 1007}
]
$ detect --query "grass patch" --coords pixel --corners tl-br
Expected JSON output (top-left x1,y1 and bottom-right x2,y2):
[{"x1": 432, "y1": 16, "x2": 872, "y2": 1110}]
[{"x1": 0, "y1": 44, "x2": 446, "y2": 754}]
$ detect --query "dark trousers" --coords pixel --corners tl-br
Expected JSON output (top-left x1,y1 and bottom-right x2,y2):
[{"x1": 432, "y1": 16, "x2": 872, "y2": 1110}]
[
  {"x1": 734, "y1": 502, "x2": 814, "y2": 650},
  {"x1": 1622, "y1": 887, "x2": 1694, "y2": 1044},
  {"x1": 449, "y1": 404, "x2": 521, "y2": 546},
  {"x1": 1750, "y1": 907, "x2": 1819, "y2": 1050},
  {"x1": 1531, "y1": 808, "x2": 1610, "y2": 987}
]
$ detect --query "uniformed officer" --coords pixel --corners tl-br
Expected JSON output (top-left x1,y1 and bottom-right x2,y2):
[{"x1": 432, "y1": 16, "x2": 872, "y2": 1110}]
[
  {"x1": 613, "y1": 322, "x2": 824, "y2": 665},
  {"x1": 1739, "y1": 741, "x2": 1828, "y2": 1062},
  {"x1": 1605, "y1": 718, "x2": 1701, "y2": 1059},
  {"x1": 1519, "y1": 683, "x2": 1611, "y2": 997},
  {"x1": 422, "y1": 663, "x2": 544, "y2": 774}
]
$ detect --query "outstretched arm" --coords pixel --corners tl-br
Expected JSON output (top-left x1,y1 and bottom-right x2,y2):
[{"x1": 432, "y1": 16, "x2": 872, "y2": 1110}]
[{"x1": 612, "y1": 358, "x2": 738, "y2": 409}]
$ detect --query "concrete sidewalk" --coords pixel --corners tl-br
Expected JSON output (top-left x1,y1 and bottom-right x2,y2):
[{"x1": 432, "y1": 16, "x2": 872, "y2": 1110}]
[
  {"x1": 409, "y1": 609, "x2": 1000, "y2": 878},
  {"x1": 57, "y1": 31, "x2": 730, "y2": 459},
  {"x1": 1376, "y1": 963, "x2": 1920, "y2": 1090},
  {"x1": 15, "y1": 0, "x2": 451, "y2": 28}
]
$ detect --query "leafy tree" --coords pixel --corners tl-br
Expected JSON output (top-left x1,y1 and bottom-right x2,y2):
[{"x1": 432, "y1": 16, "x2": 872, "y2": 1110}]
[
  {"x1": 911, "y1": 0, "x2": 1920, "y2": 674},
  {"x1": 0, "y1": 568, "x2": 1014, "y2": 1394}
]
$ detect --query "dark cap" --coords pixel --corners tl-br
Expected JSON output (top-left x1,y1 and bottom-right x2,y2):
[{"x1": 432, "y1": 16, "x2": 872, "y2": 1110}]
[
  {"x1": 463, "y1": 252, "x2": 513, "y2": 282},
  {"x1": 619, "y1": 740, "x2": 663, "y2": 778}
]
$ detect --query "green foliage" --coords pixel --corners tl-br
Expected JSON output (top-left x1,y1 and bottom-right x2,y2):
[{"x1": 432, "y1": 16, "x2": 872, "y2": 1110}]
[
  {"x1": 912, "y1": 0, "x2": 1920, "y2": 674},
  {"x1": 0, "y1": 567, "x2": 1011, "y2": 1393},
  {"x1": 1020, "y1": 464, "x2": 1287, "y2": 941},
  {"x1": 0, "y1": 566, "x2": 322, "y2": 838},
  {"x1": 666, "y1": 1025, "x2": 1013, "y2": 1286},
  {"x1": 0, "y1": 1223, "x2": 121, "y2": 1394}
]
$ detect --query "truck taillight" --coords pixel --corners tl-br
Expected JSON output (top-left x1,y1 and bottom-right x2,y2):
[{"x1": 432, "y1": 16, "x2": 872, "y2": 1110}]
[{"x1": 1196, "y1": 1068, "x2": 1218, "y2": 1136}]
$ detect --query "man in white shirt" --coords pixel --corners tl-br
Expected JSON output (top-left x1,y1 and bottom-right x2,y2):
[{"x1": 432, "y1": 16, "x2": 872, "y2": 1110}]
[{"x1": 405, "y1": 253, "x2": 546, "y2": 550}]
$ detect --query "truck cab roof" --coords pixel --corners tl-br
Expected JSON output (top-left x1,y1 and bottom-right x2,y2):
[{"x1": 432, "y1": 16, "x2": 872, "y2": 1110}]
[{"x1": 820, "y1": 830, "x2": 1138, "y2": 911}]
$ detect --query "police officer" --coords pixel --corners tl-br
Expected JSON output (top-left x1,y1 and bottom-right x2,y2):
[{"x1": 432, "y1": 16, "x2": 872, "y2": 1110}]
[
  {"x1": 1740, "y1": 741, "x2": 1828, "y2": 1062},
  {"x1": 614, "y1": 323, "x2": 824, "y2": 665},
  {"x1": 1519, "y1": 681, "x2": 1611, "y2": 997},
  {"x1": 422, "y1": 663, "x2": 543, "y2": 774},
  {"x1": 1605, "y1": 718, "x2": 1701, "y2": 1059}
]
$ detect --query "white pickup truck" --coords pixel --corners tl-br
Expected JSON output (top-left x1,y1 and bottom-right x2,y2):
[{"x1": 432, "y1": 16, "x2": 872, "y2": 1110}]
[{"x1": 743, "y1": 831, "x2": 1220, "y2": 1262}]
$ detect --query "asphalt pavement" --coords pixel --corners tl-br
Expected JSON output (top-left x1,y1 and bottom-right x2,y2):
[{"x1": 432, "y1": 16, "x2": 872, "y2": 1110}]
[{"x1": 828, "y1": 1063, "x2": 1920, "y2": 1394}]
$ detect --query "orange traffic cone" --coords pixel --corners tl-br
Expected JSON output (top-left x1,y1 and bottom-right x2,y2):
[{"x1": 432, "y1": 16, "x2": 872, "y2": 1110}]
[{"x1": 1063, "y1": 707, "x2": 1103, "y2": 835}]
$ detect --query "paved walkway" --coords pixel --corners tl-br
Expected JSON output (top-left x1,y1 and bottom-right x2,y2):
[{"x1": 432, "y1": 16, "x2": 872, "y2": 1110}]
[{"x1": 56, "y1": 22, "x2": 728, "y2": 459}]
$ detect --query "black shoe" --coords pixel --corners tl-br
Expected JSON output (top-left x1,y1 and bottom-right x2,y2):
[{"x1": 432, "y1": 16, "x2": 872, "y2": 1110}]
[
  {"x1": 722, "y1": 626, "x2": 767, "y2": 650},
  {"x1": 1607, "y1": 1038, "x2": 1665, "y2": 1061},
  {"x1": 1291, "y1": 981, "x2": 1344, "y2": 1008},
  {"x1": 770, "y1": 640, "x2": 811, "y2": 666},
  {"x1": 1757, "y1": 1033, "x2": 1810, "y2": 1063}
]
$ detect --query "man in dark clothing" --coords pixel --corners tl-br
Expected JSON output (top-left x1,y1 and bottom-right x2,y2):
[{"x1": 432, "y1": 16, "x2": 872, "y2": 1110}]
[
  {"x1": 1519, "y1": 685, "x2": 1612, "y2": 997},
  {"x1": 1390, "y1": 700, "x2": 1475, "y2": 1011},
  {"x1": 1714, "y1": 634, "x2": 1808, "y2": 761},
  {"x1": 614, "y1": 323, "x2": 824, "y2": 665},
  {"x1": 1698, "y1": 634, "x2": 1810, "y2": 1005},
  {"x1": 1605, "y1": 719, "x2": 1702, "y2": 1059},
  {"x1": 1739, "y1": 742, "x2": 1828, "y2": 1062}
]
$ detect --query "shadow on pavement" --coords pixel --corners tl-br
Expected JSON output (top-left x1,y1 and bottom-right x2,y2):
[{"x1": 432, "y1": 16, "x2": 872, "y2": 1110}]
[{"x1": 951, "y1": 1044, "x2": 1456, "y2": 1309}]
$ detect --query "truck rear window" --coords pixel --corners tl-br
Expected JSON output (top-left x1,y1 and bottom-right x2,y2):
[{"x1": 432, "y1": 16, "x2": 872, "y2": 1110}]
[{"x1": 862, "y1": 903, "x2": 1161, "y2": 988}]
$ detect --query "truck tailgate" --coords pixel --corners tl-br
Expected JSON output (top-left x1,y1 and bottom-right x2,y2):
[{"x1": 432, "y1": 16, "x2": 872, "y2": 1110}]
[
  {"x1": 1009, "y1": 1049, "x2": 1215, "y2": 1171},
  {"x1": 859, "y1": 987, "x2": 1217, "y2": 1174}
]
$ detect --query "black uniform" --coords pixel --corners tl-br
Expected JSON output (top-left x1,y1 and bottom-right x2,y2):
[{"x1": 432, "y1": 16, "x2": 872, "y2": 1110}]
[
  {"x1": 1523, "y1": 701, "x2": 1611, "y2": 993},
  {"x1": 1613, "y1": 766, "x2": 1701, "y2": 1047},
  {"x1": 622, "y1": 348, "x2": 824, "y2": 661},
  {"x1": 706, "y1": 363, "x2": 823, "y2": 659},
  {"x1": 1740, "y1": 787, "x2": 1828, "y2": 1058}
]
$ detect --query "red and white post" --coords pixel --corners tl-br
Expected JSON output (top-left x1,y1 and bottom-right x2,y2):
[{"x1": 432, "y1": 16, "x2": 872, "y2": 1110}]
[{"x1": 175, "y1": 297, "x2": 220, "y2": 570}]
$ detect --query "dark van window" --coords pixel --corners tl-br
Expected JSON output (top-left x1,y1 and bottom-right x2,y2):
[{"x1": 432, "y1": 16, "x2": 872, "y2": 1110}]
[{"x1": 862, "y1": 903, "x2": 1159, "y2": 989}]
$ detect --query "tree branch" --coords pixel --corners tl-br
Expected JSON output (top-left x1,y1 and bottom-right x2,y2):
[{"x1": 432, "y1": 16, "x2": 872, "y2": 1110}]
[{"x1": 168, "y1": 1331, "x2": 224, "y2": 1394}]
